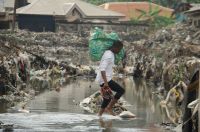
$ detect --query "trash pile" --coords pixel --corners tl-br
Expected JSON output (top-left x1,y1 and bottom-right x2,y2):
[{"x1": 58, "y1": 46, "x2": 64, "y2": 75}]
[
  {"x1": 0, "y1": 30, "x2": 91, "y2": 65},
  {"x1": 0, "y1": 31, "x2": 96, "y2": 107},
  {"x1": 0, "y1": 121, "x2": 13, "y2": 131},
  {"x1": 0, "y1": 22, "x2": 199, "y2": 119},
  {"x1": 124, "y1": 23, "x2": 200, "y2": 88},
  {"x1": 79, "y1": 91, "x2": 135, "y2": 118}
]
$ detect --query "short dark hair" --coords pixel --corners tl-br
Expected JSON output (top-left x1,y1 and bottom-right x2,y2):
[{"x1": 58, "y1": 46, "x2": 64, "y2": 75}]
[{"x1": 112, "y1": 40, "x2": 123, "y2": 48}]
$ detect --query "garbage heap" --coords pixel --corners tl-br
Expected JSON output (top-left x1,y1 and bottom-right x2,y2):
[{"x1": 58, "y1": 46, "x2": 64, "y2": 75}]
[
  {"x1": 124, "y1": 23, "x2": 200, "y2": 89},
  {"x1": 0, "y1": 30, "x2": 96, "y2": 106}
]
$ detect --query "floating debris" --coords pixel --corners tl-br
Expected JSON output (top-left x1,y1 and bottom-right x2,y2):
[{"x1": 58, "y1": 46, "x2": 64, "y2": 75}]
[
  {"x1": 80, "y1": 91, "x2": 135, "y2": 118},
  {"x1": 0, "y1": 121, "x2": 14, "y2": 130}
]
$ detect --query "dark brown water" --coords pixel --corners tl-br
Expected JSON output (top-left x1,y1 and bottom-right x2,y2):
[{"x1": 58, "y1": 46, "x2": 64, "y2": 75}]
[{"x1": 0, "y1": 77, "x2": 173, "y2": 132}]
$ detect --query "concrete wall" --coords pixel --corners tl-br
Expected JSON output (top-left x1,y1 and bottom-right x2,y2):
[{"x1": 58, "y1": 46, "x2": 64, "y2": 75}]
[{"x1": 56, "y1": 23, "x2": 149, "y2": 34}]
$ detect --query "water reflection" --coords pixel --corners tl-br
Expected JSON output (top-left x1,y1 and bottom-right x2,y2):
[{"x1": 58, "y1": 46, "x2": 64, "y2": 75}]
[
  {"x1": 99, "y1": 118, "x2": 112, "y2": 132},
  {"x1": 29, "y1": 77, "x2": 98, "y2": 113},
  {"x1": 0, "y1": 101, "x2": 7, "y2": 113},
  {"x1": 28, "y1": 76, "x2": 70, "y2": 93},
  {"x1": 0, "y1": 77, "x2": 174, "y2": 131},
  {"x1": 117, "y1": 77, "x2": 181, "y2": 128},
  {"x1": 161, "y1": 105, "x2": 182, "y2": 125},
  {"x1": 118, "y1": 77, "x2": 164, "y2": 125}
]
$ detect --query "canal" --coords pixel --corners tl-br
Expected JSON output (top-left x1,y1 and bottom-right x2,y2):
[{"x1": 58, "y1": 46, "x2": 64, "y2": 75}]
[{"x1": 0, "y1": 77, "x2": 173, "y2": 132}]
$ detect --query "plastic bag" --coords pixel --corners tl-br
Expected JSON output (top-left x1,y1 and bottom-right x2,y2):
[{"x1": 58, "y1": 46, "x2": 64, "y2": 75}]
[{"x1": 89, "y1": 27, "x2": 124, "y2": 65}]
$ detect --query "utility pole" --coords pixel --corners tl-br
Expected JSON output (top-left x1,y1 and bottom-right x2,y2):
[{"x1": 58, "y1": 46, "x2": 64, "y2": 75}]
[{"x1": 12, "y1": 0, "x2": 17, "y2": 32}]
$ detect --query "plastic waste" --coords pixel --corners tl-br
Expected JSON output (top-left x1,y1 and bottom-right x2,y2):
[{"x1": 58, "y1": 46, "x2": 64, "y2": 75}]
[{"x1": 89, "y1": 27, "x2": 125, "y2": 65}]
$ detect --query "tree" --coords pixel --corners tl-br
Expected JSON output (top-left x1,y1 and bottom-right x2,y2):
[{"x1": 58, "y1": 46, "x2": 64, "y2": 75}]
[
  {"x1": 85, "y1": 0, "x2": 200, "y2": 6},
  {"x1": 84, "y1": 0, "x2": 133, "y2": 5},
  {"x1": 12, "y1": 0, "x2": 17, "y2": 32},
  {"x1": 131, "y1": 2, "x2": 174, "y2": 29}
]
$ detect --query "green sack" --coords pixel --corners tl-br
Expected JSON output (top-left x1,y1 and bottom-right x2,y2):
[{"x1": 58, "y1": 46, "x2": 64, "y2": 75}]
[{"x1": 89, "y1": 27, "x2": 125, "y2": 65}]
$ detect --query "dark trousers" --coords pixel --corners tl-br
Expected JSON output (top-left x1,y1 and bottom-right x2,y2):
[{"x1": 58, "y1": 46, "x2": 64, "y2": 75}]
[
  {"x1": 0, "y1": 82, "x2": 6, "y2": 95},
  {"x1": 100, "y1": 80, "x2": 125, "y2": 109}
]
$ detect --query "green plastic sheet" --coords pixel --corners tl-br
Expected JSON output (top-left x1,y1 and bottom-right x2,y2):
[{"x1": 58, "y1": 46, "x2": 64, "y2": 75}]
[{"x1": 89, "y1": 27, "x2": 125, "y2": 65}]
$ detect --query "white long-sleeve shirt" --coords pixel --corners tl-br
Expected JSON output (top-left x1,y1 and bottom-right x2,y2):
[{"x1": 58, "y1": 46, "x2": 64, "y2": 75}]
[{"x1": 96, "y1": 50, "x2": 115, "y2": 85}]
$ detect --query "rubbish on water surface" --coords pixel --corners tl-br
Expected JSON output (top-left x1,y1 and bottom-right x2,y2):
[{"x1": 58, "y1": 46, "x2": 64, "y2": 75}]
[{"x1": 80, "y1": 90, "x2": 136, "y2": 118}]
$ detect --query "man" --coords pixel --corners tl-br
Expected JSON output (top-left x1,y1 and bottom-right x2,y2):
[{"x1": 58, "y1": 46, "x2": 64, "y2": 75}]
[{"x1": 96, "y1": 40, "x2": 125, "y2": 116}]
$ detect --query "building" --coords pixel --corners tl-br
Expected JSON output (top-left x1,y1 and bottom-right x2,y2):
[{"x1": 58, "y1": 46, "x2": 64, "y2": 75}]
[
  {"x1": 0, "y1": 0, "x2": 28, "y2": 29},
  {"x1": 0, "y1": 0, "x2": 13, "y2": 29},
  {"x1": 100, "y1": 2, "x2": 174, "y2": 22},
  {"x1": 185, "y1": 6, "x2": 200, "y2": 27},
  {"x1": 16, "y1": 0, "x2": 125, "y2": 32}
]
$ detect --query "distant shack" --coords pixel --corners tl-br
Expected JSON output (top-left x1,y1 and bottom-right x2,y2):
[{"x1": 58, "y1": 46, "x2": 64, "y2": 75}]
[
  {"x1": 0, "y1": 0, "x2": 29, "y2": 29},
  {"x1": 185, "y1": 5, "x2": 200, "y2": 28}
]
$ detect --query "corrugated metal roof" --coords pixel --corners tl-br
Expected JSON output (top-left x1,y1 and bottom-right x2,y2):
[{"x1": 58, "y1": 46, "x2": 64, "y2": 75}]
[
  {"x1": 100, "y1": 2, "x2": 174, "y2": 21},
  {"x1": 27, "y1": 0, "x2": 35, "y2": 3},
  {"x1": 185, "y1": 5, "x2": 200, "y2": 13},
  {"x1": 191, "y1": 4, "x2": 200, "y2": 7},
  {"x1": 17, "y1": 0, "x2": 125, "y2": 18},
  {"x1": 17, "y1": 0, "x2": 75, "y2": 16}
]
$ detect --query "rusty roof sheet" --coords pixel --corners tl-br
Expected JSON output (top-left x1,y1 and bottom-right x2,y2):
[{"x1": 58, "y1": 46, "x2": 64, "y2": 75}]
[{"x1": 100, "y1": 2, "x2": 174, "y2": 21}]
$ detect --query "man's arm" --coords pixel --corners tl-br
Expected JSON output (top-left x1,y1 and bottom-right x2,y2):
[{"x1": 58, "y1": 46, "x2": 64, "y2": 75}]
[{"x1": 101, "y1": 71, "x2": 108, "y2": 87}]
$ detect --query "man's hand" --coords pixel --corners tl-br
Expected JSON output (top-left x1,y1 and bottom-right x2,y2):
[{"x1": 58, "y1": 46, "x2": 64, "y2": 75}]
[
  {"x1": 103, "y1": 82, "x2": 109, "y2": 88},
  {"x1": 100, "y1": 84, "x2": 113, "y2": 100},
  {"x1": 101, "y1": 71, "x2": 109, "y2": 88}
]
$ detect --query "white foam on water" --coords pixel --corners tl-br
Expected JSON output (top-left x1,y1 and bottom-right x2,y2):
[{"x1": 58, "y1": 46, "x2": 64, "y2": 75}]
[
  {"x1": 0, "y1": 112, "x2": 98, "y2": 131},
  {"x1": 100, "y1": 114, "x2": 122, "y2": 120},
  {"x1": 72, "y1": 126, "x2": 102, "y2": 132},
  {"x1": 112, "y1": 128, "x2": 149, "y2": 132},
  {"x1": 0, "y1": 112, "x2": 149, "y2": 132}
]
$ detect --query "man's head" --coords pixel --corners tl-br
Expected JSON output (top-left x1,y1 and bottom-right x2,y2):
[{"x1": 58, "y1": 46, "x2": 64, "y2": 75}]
[{"x1": 110, "y1": 40, "x2": 123, "y2": 54}]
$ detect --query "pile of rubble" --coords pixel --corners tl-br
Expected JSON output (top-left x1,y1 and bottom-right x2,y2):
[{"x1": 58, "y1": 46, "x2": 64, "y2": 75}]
[
  {"x1": 0, "y1": 30, "x2": 91, "y2": 65},
  {"x1": 124, "y1": 23, "x2": 200, "y2": 88},
  {"x1": 0, "y1": 32, "x2": 96, "y2": 107}
]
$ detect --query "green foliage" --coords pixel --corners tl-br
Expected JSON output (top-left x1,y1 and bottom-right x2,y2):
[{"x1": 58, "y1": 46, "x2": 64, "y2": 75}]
[
  {"x1": 130, "y1": 19, "x2": 140, "y2": 24},
  {"x1": 84, "y1": 0, "x2": 133, "y2": 5},
  {"x1": 134, "y1": 2, "x2": 161, "y2": 20},
  {"x1": 84, "y1": 0, "x2": 104, "y2": 5},
  {"x1": 186, "y1": 0, "x2": 200, "y2": 3},
  {"x1": 85, "y1": 0, "x2": 200, "y2": 6},
  {"x1": 130, "y1": 2, "x2": 174, "y2": 29},
  {"x1": 151, "y1": 16, "x2": 175, "y2": 29}
]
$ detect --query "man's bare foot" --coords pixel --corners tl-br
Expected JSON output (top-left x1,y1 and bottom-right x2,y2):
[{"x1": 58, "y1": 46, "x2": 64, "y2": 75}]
[
  {"x1": 106, "y1": 108, "x2": 115, "y2": 116},
  {"x1": 98, "y1": 108, "x2": 105, "y2": 116},
  {"x1": 55, "y1": 87, "x2": 61, "y2": 92}
]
